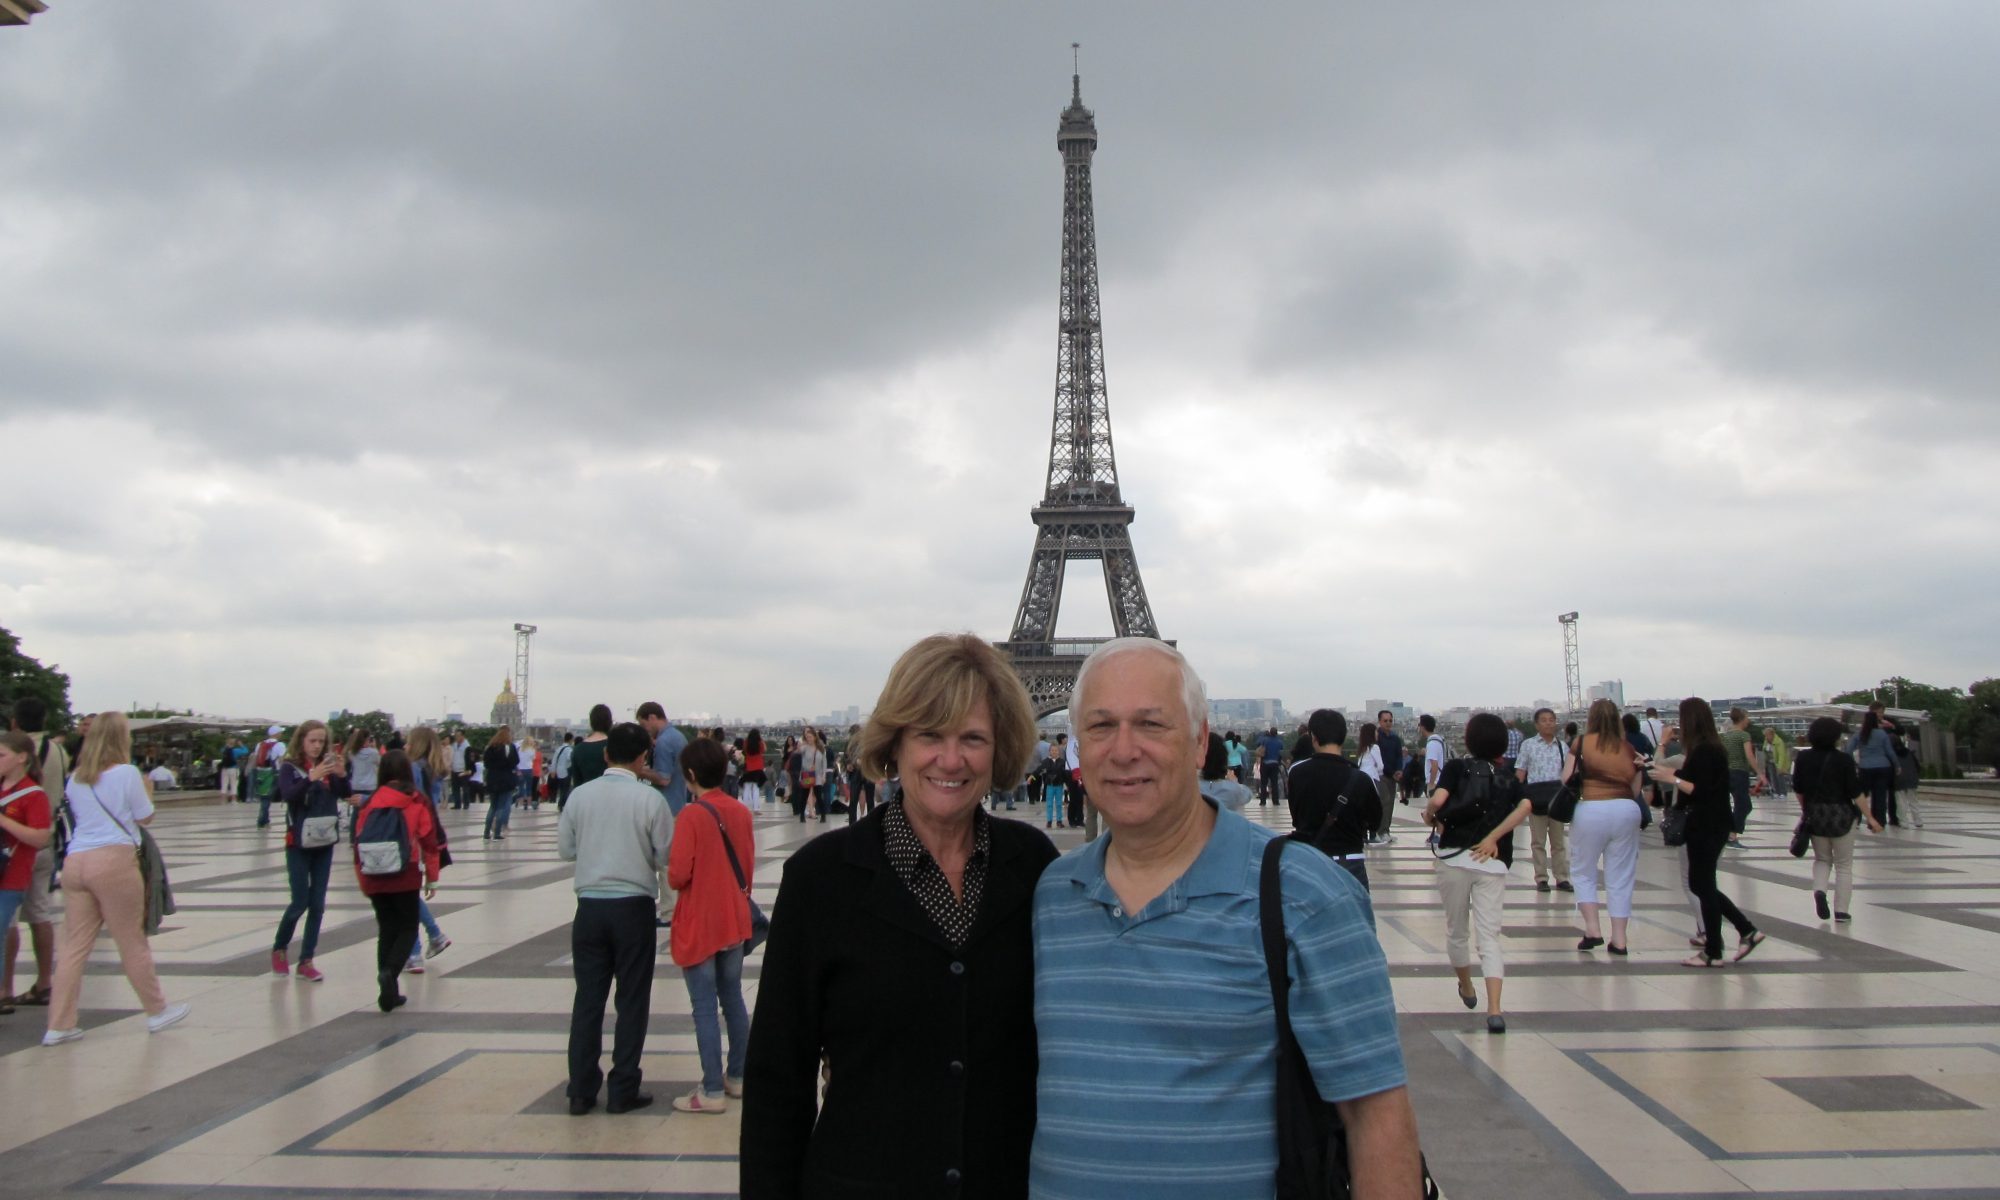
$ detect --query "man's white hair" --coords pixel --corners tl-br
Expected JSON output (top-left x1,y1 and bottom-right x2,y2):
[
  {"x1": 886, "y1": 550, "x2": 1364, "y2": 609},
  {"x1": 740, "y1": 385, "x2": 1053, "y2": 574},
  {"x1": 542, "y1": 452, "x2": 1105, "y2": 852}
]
[{"x1": 1069, "y1": 637, "x2": 1207, "y2": 742}]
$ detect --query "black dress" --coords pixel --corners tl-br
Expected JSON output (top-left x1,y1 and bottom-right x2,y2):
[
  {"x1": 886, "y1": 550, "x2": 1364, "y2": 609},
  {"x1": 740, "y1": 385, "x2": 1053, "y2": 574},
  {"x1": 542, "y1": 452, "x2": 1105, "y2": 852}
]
[{"x1": 740, "y1": 806, "x2": 1058, "y2": 1199}]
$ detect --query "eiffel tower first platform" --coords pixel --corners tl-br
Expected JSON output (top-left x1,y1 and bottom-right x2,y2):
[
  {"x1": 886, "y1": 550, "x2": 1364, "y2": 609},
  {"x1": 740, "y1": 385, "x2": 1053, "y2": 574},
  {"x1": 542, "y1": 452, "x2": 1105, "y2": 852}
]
[{"x1": 998, "y1": 62, "x2": 1167, "y2": 717}]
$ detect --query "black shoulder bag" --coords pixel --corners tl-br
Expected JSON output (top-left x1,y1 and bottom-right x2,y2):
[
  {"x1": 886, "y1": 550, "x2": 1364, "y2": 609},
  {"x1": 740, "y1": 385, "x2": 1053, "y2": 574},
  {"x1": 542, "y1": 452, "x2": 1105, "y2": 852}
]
[{"x1": 1260, "y1": 838, "x2": 1439, "y2": 1199}]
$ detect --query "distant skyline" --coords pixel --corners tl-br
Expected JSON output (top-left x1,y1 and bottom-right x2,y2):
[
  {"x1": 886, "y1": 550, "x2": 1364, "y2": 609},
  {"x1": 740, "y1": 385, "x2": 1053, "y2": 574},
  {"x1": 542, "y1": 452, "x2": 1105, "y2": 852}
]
[{"x1": 4, "y1": 3, "x2": 1994, "y2": 724}]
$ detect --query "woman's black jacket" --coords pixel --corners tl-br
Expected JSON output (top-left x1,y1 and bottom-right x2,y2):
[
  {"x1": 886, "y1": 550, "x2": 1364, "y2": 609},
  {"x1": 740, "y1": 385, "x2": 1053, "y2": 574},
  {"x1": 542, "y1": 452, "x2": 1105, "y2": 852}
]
[{"x1": 740, "y1": 804, "x2": 1058, "y2": 1200}]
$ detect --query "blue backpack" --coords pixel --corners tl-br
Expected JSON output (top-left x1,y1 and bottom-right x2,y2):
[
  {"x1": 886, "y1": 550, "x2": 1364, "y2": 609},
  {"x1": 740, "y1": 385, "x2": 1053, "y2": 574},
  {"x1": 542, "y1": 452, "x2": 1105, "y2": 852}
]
[{"x1": 354, "y1": 801, "x2": 413, "y2": 876}]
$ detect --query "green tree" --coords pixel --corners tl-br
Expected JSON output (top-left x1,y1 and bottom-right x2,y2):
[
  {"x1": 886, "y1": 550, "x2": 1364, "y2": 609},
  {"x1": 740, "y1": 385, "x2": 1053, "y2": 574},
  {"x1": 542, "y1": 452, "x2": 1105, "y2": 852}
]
[
  {"x1": 0, "y1": 625, "x2": 73, "y2": 731},
  {"x1": 1830, "y1": 678, "x2": 1966, "y2": 727},
  {"x1": 329, "y1": 709, "x2": 397, "y2": 746}
]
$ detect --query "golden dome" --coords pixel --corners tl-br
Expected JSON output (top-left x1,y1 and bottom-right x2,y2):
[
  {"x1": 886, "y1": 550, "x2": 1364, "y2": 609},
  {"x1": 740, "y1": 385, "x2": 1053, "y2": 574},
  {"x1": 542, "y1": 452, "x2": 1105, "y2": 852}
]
[{"x1": 494, "y1": 677, "x2": 516, "y2": 706}]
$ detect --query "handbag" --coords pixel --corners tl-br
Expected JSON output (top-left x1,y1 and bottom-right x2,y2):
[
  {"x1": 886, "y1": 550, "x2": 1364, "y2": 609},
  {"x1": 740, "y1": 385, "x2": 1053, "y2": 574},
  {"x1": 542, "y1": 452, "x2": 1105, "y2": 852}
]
[
  {"x1": 690, "y1": 799, "x2": 769, "y2": 954},
  {"x1": 1659, "y1": 801, "x2": 1691, "y2": 847},
  {"x1": 1260, "y1": 838, "x2": 1439, "y2": 1200},
  {"x1": 1788, "y1": 820, "x2": 1812, "y2": 858}
]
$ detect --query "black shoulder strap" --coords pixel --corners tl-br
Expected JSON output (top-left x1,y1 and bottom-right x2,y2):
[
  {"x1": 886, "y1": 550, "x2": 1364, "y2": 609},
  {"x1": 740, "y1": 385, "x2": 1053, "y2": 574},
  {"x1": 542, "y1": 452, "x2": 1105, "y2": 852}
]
[
  {"x1": 689, "y1": 798, "x2": 752, "y2": 894},
  {"x1": 1259, "y1": 836, "x2": 1325, "y2": 1194}
]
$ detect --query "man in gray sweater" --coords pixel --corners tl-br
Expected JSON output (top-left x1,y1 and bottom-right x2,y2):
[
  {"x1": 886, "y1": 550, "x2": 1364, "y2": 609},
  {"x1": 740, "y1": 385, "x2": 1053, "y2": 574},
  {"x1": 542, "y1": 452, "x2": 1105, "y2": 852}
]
[{"x1": 558, "y1": 721, "x2": 674, "y2": 1116}]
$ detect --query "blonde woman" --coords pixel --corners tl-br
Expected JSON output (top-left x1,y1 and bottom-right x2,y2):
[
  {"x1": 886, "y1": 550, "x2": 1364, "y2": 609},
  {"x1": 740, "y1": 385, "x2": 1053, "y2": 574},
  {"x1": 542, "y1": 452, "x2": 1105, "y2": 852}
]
[
  {"x1": 272, "y1": 719, "x2": 351, "y2": 983},
  {"x1": 402, "y1": 727, "x2": 455, "y2": 967},
  {"x1": 519, "y1": 737, "x2": 542, "y2": 810},
  {"x1": 43, "y1": 713, "x2": 191, "y2": 1045}
]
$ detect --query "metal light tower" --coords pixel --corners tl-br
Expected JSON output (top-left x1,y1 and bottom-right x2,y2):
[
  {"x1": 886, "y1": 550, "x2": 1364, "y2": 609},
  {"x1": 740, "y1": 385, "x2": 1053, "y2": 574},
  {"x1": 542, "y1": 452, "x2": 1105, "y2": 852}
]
[
  {"x1": 512, "y1": 623, "x2": 537, "y2": 726},
  {"x1": 1558, "y1": 612, "x2": 1581, "y2": 715}
]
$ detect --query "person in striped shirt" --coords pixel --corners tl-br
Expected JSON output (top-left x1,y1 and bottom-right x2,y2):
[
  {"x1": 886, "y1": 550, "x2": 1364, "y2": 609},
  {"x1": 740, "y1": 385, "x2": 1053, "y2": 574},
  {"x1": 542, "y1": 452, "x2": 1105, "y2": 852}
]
[{"x1": 1030, "y1": 638, "x2": 1423, "y2": 1199}]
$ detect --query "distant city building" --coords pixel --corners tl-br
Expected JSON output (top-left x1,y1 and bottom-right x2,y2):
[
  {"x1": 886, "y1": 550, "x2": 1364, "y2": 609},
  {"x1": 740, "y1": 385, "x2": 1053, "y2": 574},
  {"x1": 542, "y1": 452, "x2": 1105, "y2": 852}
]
[
  {"x1": 1209, "y1": 698, "x2": 1285, "y2": 729},
  {"x1": 1364, "y1": 700, "x2": 1418, "y2": 729},
  {"x1": 1586, "y1": 680, "x2": 1625, "y2": 707},
  {"x1": 490, "y1": 678, "x2": 523, "y2": 727}
]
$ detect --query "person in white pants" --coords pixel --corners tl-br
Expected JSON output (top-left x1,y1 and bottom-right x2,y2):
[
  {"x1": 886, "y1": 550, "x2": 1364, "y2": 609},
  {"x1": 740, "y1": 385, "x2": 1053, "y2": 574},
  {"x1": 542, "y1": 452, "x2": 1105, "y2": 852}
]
[
  {"x1": 1794, "y1": 716, "x2": 1883, "y2": 921},
  {"x1": 1568, "y1": 701, "x2": 1645, "y2": 955},
  {"x1": 1425, "y1": 713, "x2": 1534, "y2": 1034}
]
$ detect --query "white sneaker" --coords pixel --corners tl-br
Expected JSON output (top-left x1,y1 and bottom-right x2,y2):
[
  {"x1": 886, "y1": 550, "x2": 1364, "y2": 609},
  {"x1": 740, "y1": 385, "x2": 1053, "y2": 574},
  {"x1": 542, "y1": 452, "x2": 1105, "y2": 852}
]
[
  {"x1": 147, "y1": 1002, "x2": 191, "y2": 1034},
  {"x1": 671, "y1": 1088, "x2": 727, "y2": 1114},
  {"x1": 42, "y1": 1027, "x2": 84, "y2": 1046}
]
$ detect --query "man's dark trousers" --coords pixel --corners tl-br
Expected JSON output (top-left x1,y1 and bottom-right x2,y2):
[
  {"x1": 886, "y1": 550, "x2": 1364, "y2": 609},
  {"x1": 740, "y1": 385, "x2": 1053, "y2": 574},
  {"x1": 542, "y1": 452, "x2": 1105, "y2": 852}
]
[{"x1": 568, "y1": 895, "x2": 658, "y2": 1106}]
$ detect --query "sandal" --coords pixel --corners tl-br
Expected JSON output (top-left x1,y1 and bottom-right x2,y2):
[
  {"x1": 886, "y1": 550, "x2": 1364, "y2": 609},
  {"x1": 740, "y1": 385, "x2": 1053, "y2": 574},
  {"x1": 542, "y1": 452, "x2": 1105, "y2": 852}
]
[
  {"x1": 1681, "y1": 953, "x2": 1725, "y2": 968},
  {"x1": 1733, "y1": 931, "x2": 1767, "y2": 963},
  {"x1": 13, "y1": 985, "x2": 49, "y2": 1007}
]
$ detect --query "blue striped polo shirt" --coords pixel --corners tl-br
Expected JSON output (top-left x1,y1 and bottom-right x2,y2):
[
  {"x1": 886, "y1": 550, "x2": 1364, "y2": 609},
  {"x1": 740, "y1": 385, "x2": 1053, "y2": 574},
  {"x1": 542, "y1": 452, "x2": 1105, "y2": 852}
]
[{"x1": 1029, "y1": 803, "x2": 1406, "y2": 1200}]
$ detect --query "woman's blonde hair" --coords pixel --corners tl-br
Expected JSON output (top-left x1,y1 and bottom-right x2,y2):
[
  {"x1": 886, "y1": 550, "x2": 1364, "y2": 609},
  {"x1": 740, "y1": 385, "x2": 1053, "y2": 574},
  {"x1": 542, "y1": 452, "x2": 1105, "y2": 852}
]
[
  {"x1": 853, "y1": 634, "x2": 1038, "y2": 788},
  {"x1": 407, "y1": 726, "x2": 450, "y2": 780},
  {"x1": 1586, "y1": 699, "x2": 1625, "y2": 754},
  {"x1": 287, "y1": 719, "x2": 331, "y2": 766},
  {"x1": 74, "y1": 711, "x2": 132, "y2": 785}
]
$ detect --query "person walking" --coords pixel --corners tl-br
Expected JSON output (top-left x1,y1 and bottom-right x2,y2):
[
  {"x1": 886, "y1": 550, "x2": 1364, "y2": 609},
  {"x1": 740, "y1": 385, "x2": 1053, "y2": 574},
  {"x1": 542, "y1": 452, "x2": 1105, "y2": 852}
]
[
  {"x1": 1256, "y1": 726, "x2": 1287, "y2": 806},
  {"x1": 1721, "y1": 707, "x2": 1761, "y2": 846},
  {"x1": 251, "y1": 725, "x2": 286, "y2": 827},
  {"x1": 518, "y1": 737, "x2": 542, "y2": 810},
  {"x1": 481, "y1": 727, "x2": 520, "y2": 841},
  {"x1": 793, "y1": 730, "x2": 826, "y2": 823},
  {"x1": 1793, "y1": 716, "x2": 1880, "y2": 922},
  {"x1": 1514, "y1": 708, "x2": 1573, "y2": 894},
  {"x1": 350, "y1": 752, "x2": 442, "y2": 1012},
  {"x1": 666, "y1": 738, "x2": 755, "y2": 1114},
  {"x1": 1357, "y1": 721, "x2": 1385, "y2": 801},
  {"x1": 218, "y1": 737, "x2": 242, "y2": 802},
  {"x1": 552, "y1": 733, "x2": 576, "y2": 810},
  {"x1": 344, "y1": 729, "x2": 381, "y2": 801},
  {"x1": 739, "y1": 729, "x2": 767, "y2": 814},
  {"x1": 1037, "y1": 736, "x2": 1069, "y2": 828},
  {"x1": 1892, "y1": 725, "x2": 1924, "y2": 828},
  {"x1": 5, "y1": 697, "x2": 68, "y2": 1013},
  {"x1": 1424, "y1": 713, "x2": 1532, "y2": 1032},
  {"x1": 0, "y1": 732, "x2": 54, "y2": 1018},
  {"x1": 1847, "y1": 710, "x2": 1898, "y2": 827},
  {"x1": 272, "y1": 720, "x2": 350, "y2": 982},
  {"x1": 1651, "y1": 698, "x2": 1764, "y2": 968},
  {"x1": 1374, "y1": 711, "x2": 1405, "y2": 840},
  {"x1": 402, "y1": 727, "x2": 454, "y2": 969},
  {"x1": 42, "y1": 713, "x2": 191, "y2": 1045},
  {"x1": 1568, "y1": 700, "x2": 1646, "y2": 955},
  {"x1": 1763, "y1": 727, "x2": 1792, "y2": 801},
  {"x1": 559, "y1": 722, "x2": 674, "y2": 1115},
  {"x1": 1224, "y1": 731, "x2": 1249, "y2": 789},
  {"x1": 1285, "y1": 709, "x2": 1381, "y2": 888}
]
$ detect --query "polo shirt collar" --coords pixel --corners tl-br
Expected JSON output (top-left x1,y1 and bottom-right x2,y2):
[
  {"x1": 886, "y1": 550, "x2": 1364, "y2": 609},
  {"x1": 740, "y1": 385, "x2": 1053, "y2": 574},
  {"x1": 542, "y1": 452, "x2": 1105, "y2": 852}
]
[{"x1": 1074, "y1": 797, "x2": 1255, "y2": 915}]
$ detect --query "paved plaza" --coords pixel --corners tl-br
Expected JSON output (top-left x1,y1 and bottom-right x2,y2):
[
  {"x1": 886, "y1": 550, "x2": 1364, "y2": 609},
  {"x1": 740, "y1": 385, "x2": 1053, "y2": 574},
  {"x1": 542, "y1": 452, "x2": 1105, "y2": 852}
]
[{"x1": 0, "y1": 792, "x2": 1995, "y2": 1199}]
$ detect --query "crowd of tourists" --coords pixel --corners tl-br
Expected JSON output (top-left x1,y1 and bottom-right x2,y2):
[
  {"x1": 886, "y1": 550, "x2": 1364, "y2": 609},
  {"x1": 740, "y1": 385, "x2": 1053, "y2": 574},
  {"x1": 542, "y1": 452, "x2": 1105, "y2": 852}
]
[{"x1": 0, "y1": 645, "x2": 1942, "y2": 1197}]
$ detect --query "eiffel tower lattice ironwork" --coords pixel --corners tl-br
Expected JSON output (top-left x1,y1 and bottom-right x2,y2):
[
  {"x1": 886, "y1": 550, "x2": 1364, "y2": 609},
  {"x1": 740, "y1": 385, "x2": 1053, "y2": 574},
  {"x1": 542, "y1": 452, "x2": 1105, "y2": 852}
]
[{"x1": 998, "y1": 63, "x2": 1166, "y2": 717}]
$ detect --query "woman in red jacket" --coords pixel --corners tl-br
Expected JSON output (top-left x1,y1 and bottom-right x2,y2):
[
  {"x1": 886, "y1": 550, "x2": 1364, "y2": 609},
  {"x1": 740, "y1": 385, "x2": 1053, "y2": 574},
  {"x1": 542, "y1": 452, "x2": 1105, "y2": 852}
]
[
  {"x1": 352, "y1": 751, "x2": 442, "y2": 1013},
  {"x1": 667, "y1": 738, "x2": 756, "y2": 1114}
]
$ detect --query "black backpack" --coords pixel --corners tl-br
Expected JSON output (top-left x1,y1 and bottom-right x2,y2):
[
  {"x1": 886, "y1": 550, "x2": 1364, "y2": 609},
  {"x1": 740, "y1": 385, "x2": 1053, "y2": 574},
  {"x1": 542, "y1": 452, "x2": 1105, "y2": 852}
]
[{"x1": 1434, "y1": 758, "x2": 1502, "y2": 853}]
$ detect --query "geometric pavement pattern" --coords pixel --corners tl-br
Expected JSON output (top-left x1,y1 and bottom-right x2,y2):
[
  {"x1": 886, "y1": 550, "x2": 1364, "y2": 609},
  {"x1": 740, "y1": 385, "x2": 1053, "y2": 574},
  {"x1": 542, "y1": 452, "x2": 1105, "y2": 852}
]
[{"x1": 0, "y1": 791, "x2": 1995, "y2": 1198}]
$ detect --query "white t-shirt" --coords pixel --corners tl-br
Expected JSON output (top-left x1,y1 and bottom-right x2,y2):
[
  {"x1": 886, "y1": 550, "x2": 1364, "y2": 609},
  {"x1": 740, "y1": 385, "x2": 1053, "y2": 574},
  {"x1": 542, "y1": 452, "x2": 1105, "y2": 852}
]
[
  {"x1": 1424, "y1": 735, "x2": 1447, "y2": 788},
  {"x1": 1065, "y1": 731, "x2": 1080, "y2": 772},
  {"x1": 63, "y1": 764, "x2": 155, "y2": 855}
]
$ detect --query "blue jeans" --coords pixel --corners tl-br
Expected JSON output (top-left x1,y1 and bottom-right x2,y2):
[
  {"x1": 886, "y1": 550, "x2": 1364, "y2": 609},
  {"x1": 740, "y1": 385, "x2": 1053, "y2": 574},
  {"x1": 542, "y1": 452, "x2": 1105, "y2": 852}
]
[
  {"x1": 0, "y1": 889, "x2": 24, "y2": 934},
  {"x1": 1728, "y1": 769, "x2": 1753, "y2": 835},
  {"x1": 1045, "y1": 784, "x2": 1065, "y2": 825},
  {"x1": 680, "y1": 944, "x2": 749, "y2": 1095},
  {"x1": 484, "y1": 784, "x2": 516, "y2": 837},
  {"x1": 408, "y1": 896, "x2": 443, "y2": 962},
  {"x1": 275, "y1": 844, "x2": 335, "y2": 960}
]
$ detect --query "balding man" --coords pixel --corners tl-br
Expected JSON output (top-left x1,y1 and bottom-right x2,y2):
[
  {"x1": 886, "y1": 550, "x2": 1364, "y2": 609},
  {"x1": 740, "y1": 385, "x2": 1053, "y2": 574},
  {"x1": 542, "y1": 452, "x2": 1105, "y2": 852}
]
[{"x1": 1030, "y1": 639, "x2": 1423, "y2": 1199}]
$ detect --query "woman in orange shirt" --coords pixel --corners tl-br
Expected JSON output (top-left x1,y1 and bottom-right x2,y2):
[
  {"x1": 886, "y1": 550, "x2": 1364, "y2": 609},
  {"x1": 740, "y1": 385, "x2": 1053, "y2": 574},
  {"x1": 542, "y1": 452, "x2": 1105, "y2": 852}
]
[{"x1": 666, "y1": 737, "x2": 756, "y2": 1114}]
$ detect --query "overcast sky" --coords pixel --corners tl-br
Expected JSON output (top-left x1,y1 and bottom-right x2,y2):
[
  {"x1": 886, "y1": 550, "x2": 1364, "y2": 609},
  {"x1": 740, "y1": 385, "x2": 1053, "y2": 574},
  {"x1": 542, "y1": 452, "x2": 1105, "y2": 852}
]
[{"x1": 3, "y1": 2, "x2": 1994, "y2": 726}]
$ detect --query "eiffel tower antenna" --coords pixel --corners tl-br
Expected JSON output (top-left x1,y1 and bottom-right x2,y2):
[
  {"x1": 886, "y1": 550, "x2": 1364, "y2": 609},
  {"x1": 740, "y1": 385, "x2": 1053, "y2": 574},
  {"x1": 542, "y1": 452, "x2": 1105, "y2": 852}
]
[{"x1": 997, "y1": 64, "x2": 1167, "y2": 718}]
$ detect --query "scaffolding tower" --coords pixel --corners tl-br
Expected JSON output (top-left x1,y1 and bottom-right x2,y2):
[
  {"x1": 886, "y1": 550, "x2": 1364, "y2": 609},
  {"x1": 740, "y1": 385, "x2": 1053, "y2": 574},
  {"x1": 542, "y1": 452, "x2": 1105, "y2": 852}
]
[
  {"x1": 513, "y1": 623, "x2": 538, "y2": 726},
  {"x1": 1558, "y1": 612, "x2": 1581, "y2": 715}
]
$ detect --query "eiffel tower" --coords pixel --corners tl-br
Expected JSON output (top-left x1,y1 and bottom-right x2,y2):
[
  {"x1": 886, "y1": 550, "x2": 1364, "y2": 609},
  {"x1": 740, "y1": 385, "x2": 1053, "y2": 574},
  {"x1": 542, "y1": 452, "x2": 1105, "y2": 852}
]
[{"x1": 998, "y1": 59, "x2": 1165, "y2": 717}]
